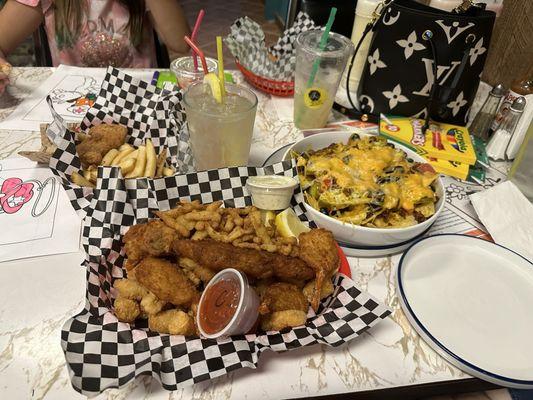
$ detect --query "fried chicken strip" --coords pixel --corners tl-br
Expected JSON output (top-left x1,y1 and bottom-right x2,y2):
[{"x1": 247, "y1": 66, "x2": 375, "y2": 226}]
[
  {"x1": 123, "y1": 220, "x2": 179, "y2": 265},
  {"x1": 298, "y1": 229, "x2": 339, "y2": 311},
  {"x1": 76, "y1": 124, "x2": 127, "y2": 167},
  {"x1": 135, "y1": 257, "x2": 199, "y2": 307},
  {"x1": 173, "y1": 239, "x2": 314, "y2": 281}
]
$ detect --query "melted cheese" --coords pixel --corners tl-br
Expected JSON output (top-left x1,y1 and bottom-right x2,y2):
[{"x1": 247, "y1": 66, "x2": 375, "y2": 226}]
[
  {"x1": 298, "y1": 136, "x2": 438, "y2": 227},
  {"x1": 399, "y1": 174, "x2": 435, "y2": 210}
]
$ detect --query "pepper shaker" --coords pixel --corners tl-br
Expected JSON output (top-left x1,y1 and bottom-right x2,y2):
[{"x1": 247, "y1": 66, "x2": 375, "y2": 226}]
[
  {"x1": 486, "y1": 96, "x2": 526, "y2": 161},
  {"x1": 468, "y1": 83, "x2": 506, "y2": 142}
]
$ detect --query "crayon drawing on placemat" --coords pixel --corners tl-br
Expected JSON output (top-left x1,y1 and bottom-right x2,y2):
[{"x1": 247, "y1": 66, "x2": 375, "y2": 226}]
[
  {"x1": 0, "y1": 65, "x2": 153, "y2": 132},
  {"x1": 0, "y1": 158, "x2": 81, "y2": 262}
]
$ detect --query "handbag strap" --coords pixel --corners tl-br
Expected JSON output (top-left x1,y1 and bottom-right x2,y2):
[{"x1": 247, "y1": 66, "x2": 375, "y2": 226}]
[{"x1": 341, "y1": 0, "x2": 394, "y2": 123}]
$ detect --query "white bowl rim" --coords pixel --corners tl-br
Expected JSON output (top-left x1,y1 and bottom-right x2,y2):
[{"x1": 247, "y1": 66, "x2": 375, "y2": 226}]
[{"x1": 287, "y1": 131, "x2": 446, "y2": 233}]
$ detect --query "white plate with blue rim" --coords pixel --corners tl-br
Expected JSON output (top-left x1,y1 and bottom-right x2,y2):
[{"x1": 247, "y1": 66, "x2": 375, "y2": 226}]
[
  {"x1": 263, "y1": 143, "x2": 435, "y2": 258},
  {"x1": 396, "y1": 234, "x2": 533, "y2": 388}
]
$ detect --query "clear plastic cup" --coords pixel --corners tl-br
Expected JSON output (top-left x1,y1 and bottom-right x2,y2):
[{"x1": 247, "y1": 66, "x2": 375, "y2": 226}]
[
  {"x1": 183, "y1": 82, "x2": 258, "y2": 170},
  {"x1": 293, "y1": 30, "x2": 354, "y2": 129},
  {"x1": 170, "y1": 56, "x2": 218, "y2": 89},
  {"x1": 197, "y1": 268, "x2": 259, "y2": 339}
]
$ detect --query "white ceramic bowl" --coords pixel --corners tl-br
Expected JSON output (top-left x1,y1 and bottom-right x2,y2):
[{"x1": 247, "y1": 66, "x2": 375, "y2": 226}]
[{"x1": 284, "y1": 132, "x2": 445, "y2": 247}]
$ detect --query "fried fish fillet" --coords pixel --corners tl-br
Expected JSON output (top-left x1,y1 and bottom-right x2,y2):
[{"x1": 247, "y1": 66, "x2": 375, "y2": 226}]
[
  {"x1": 135, "y1": 257, "x2": 199, "y2": 307},
  {"x1": 173, "y1": 239, "x2": 314, "y2": 281},
  {"x1": 258, "y1": 282, "x2": 308, "y2": 315},
  {"x1": 123, "y1": 220, "x2": 179, "y2": 266},
  {"x1": 76, "y1": 124, "x2": 127, "y2": 167},
  {"x1": 298, "y1": 229, "x2": 339, "y2": 311}
]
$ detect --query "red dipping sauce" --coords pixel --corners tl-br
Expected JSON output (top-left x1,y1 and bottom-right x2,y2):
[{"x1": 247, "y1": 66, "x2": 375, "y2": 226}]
[{"x1": 199, "y1": 278, "x2": 241, "y2": 335}]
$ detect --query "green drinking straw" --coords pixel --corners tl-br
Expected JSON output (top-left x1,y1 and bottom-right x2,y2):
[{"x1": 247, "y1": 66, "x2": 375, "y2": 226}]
[{"x1": 307, "y1": 7, "x2": 337, "y2": 87}]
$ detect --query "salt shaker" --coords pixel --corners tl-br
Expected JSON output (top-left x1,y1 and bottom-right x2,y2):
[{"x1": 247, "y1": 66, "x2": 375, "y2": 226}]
[
  {"x1": 486, "y1": 96, "x2": 526, "y2": 161},
  {"x1": 468, "y1": 83, "x2": 506, "y2": 141}
]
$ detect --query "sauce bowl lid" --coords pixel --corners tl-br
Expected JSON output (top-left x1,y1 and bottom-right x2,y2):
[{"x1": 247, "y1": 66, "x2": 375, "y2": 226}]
[{"x1": 246, "y1": 175, "x2": 298, "y2": 190}]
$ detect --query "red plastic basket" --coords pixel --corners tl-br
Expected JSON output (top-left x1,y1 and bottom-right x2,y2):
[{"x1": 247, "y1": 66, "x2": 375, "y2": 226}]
[{"x1": 235, "y1": 59, "x2": 294, "y2": 97}]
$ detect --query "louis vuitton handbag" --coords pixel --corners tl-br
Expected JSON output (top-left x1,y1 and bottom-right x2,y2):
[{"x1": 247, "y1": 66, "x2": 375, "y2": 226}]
[{"x1": 341, "y1": 0, "x2": 496, "y2": 127}]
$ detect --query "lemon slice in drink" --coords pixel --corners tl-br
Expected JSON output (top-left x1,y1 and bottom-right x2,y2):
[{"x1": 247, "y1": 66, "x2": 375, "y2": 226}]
[
  {"x1": 203, "y1": 73, "x2": 223, "y2": 103},
  {"x1": 275, "y1": 208, "x2": 310, "y2": 239}
]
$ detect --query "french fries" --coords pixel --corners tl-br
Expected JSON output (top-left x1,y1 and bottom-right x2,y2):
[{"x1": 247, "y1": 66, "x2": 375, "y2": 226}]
[
  {"x1": 71, "y1": 171, "x2": 95, "y2": 188},
  {"x1": 102, "y1": 149, "x2": 119, "y2": 166},
  {"x1": 119, "y1": 158, "x2": 136, "y2": 175},
  {"x1": 127, "y1": 145, "x2": 146, "y2": 178},
  {"x1": 74, "y1": 135, "x2": 176, "y2": 186},
  {"x1": 144, "y1": 139, "x2": 157, "y2": 178},
  {"x1": 157, "y1": 202, "x2": 299, "y2": 257}
]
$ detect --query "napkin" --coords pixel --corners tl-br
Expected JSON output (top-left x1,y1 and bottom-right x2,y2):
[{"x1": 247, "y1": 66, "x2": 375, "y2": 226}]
[{"x1": 470, "y1": 180, "x2": 533, "y2": 260}]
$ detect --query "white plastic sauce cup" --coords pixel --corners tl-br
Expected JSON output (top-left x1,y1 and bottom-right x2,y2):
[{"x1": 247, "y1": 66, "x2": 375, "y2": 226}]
[
  {"x1": 197, "y1": 268, "x2": 259, "y2": 339},
  {"x1": 246, "y1": 175, "x2": 299, "y2": 210}
]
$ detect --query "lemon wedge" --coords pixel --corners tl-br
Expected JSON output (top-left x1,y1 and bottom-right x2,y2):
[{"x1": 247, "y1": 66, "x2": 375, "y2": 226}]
[
  {"x1": 275, "y1": 208, "x2": 310, "y2": 239},
  {"x1": 261, "y1": 210, "x2": 276, "y2": 228},
  {"x1": 203, "y1": 72, "x2": 223, "y2": 103}
]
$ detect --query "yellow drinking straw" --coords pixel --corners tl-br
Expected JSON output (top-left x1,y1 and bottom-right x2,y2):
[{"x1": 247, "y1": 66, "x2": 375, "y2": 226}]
[{"x1": 216, "y1": 36, "x2": 226, "y2": 101}]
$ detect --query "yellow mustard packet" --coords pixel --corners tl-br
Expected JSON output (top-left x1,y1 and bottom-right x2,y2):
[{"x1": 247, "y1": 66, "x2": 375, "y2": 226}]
[{"x1": 379, "y1": 115, "x2": 477, "y2": 165}]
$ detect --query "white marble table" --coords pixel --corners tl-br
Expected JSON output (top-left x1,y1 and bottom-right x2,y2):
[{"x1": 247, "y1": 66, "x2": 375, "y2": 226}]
[{"x1": 0, "y1": 67, "x2": 505, "y2": 400}]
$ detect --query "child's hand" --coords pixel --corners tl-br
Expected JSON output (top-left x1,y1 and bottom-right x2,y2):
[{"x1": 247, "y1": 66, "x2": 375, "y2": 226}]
[{"x1": 0, "y1": 61, "x2": 12, "y2": 96}]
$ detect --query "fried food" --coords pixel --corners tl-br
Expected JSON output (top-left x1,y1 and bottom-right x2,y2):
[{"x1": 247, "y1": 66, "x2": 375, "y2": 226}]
[
  {"x1": 126, "y1": 145, "x2": 146, "y2": 178},
  {"x1": 123, "y1": 220, "x2": 178, "y2": 264},
  {"x1": 303, "y1": 277, "x2": 335, "y2": 304},
  {"x1": 114, "y1": 278, "x2": 148, "y2": 300},
  {"x1": 258, "y1": 283, "x2": 308, "y2": 315},
  {"x1": 115, "y1": 201, "x2": 343, "y2": 336},
  {"x1": 179, "y1": 257, "x2": 215, "y2": 284},
  {"x1": 0, "y1": 63, "x2": 12, "y2": 76},
  {"x1": 298, "y1": 229, "x2": 340, "y2": 311},
  {"x1": 140, "y1": 292, "x2": 166, "y2": 316},
  {"x1": 173, "y1": 239, "x2": 313, "y2": 281},
  {"x1": 114, "y1": 297, "x2": 141, "y2": 323},
  {"x1": 70, "y1": 171, "x2": 95, "y2": 188},
  {"x1": 174, "y1": 239, "x2": 271, "y2": 279},
  {"x1": 260, "y1": 310, "x2": 307, "y2": 332},
  {"x1": 135, "y1": 257, "x2": 199, "y2": 307},
  {"x1": 144, "y1": 139, "x2": 157, "y2": 178},
  {"x1": 159, "y1": 202, "x2": 299, "y2": 257},
  {"x1": 148, "y1": 309, "x2": 196, "y2": 335},
  {"x1": 269, "y1": 253, "x2": 314, "y2": 281},
  {"x1": 76, "y1": 124, "x2": 127, "y2": 167}
]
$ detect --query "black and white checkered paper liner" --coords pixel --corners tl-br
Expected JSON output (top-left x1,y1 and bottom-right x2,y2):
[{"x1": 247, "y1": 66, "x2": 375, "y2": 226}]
[
  {"x1": 225, "y1": 12, "x2": 318, "y2": 80},
  {"x1": 47, "y1": 66, "x2": 194, "y2": 218},
  {"x1": 61, "y1": 161, "x2": 391, "y2": 396}
]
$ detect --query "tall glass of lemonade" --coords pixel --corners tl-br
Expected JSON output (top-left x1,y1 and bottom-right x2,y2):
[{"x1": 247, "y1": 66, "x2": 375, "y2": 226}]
[{"x1": 184, "y1": 82, "x2": 258, "y2": 170}]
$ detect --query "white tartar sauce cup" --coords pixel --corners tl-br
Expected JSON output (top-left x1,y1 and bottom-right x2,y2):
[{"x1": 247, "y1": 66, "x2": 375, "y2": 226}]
[{"x1": 246, "y1": 175, "x2": 299, "y2": 210}]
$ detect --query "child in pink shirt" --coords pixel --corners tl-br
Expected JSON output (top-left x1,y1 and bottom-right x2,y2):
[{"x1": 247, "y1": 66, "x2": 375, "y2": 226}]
[{"x1": 0, "y1": 0, "x2": 191, "y2": 93}]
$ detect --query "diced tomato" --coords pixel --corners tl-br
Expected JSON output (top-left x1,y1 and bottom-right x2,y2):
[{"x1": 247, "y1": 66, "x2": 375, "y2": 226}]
[
  {"x1": 414, "y1": 163, "x2": 436, "y2": 174},
  {"x1": 321, "y1": 177, "x2": 333, "y2": 191}
]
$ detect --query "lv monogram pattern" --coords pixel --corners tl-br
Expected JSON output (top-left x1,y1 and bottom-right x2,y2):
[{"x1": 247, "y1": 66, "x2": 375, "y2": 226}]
[{"x1": 357, "y1": 0, "x2": 495, "y2": 125}]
